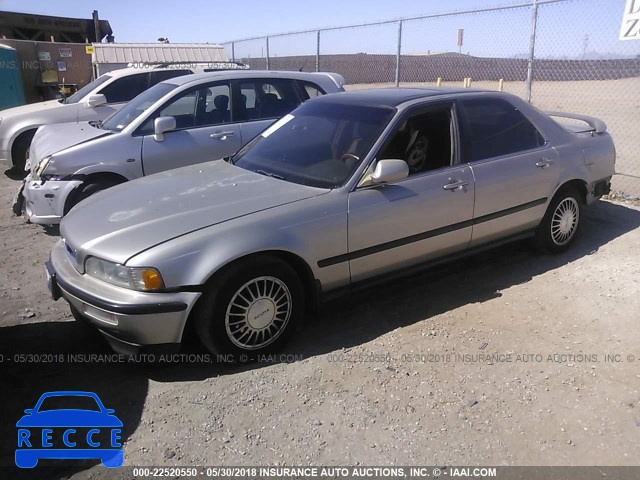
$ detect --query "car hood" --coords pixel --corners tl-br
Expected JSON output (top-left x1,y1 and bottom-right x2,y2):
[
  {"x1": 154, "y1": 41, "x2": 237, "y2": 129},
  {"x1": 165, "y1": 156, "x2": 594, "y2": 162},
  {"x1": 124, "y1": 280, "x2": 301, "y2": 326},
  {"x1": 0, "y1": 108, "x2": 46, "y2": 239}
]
[
  {"x1": 1, "y1": 99, "x2": 62, "y2": 118},
  {"x1": 28, "y1": 122, "x2": 111, "y2": 170},
  {"x1": 61, "y1": 160, "x2": 329, "y2": 264}
]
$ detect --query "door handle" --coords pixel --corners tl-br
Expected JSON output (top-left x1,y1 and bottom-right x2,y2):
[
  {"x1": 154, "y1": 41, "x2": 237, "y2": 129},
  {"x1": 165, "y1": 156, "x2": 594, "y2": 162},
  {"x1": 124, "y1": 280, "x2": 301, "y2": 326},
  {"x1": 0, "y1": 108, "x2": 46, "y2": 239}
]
[
  {"x1": 535, "y1": 158, "x2": 554, "y2": 168},
  {"x1": 210, "y1": 131, "x2": 235, "y2": 140},
  {"x1": 443, "y1": 179, "x2": 468, "y2": 191}
]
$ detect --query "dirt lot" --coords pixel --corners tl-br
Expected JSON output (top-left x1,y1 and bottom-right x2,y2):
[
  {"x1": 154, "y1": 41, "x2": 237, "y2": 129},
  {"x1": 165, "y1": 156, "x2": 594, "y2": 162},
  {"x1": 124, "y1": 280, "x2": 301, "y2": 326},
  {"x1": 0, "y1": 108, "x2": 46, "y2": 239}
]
[{"x1": 0, "y1": 165, "x2": 639, "y2": 478}]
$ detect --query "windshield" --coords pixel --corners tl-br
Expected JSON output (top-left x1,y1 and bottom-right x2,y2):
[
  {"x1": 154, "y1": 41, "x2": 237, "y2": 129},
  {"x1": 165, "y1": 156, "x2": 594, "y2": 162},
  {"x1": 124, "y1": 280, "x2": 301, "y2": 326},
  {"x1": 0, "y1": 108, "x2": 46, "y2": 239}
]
[
  {"x1": 63, "y1": 74, "x2": 112, "y2": 104},
  {"x1": 37, "y1": 395, "x2": 101, "y2": 412},
  {"x1": 233, "y1": 102, "x2": 395, "y2": 188},
  {"x1": 101, "y1": 82, "x2": 179, "y2": 132}
]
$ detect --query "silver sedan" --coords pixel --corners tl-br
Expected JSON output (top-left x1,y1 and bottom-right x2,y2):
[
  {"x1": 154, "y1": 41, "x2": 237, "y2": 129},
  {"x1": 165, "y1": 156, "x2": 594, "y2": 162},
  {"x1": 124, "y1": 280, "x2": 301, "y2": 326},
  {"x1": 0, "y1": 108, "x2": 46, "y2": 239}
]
[{"x1": 46, "y1": 88, "x2": 615, "y2": 356}]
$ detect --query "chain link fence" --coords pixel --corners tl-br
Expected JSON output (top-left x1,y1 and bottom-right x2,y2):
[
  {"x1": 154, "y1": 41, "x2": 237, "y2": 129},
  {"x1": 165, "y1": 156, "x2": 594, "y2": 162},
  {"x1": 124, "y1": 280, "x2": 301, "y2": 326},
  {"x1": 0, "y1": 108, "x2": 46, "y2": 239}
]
[{"x1": 223, "y1": 0, "x2": 640, "y2": 196}]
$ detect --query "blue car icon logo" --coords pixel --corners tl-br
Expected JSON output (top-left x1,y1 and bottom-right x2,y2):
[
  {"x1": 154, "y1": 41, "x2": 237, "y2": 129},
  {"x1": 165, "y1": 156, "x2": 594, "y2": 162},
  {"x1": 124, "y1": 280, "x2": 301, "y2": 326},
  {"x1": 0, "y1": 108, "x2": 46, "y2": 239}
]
[{"x1": 16, "y1": 391, "x2": 123, "y2": 468}]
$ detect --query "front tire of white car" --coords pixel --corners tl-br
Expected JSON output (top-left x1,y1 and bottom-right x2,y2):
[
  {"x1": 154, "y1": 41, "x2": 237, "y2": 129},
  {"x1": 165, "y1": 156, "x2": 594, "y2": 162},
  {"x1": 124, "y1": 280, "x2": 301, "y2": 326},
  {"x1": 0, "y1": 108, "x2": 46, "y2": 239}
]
[
  {"x1": 11, "y1": 130, "x2": 36, "y2": 173},
  {"x1": 64, "y1": 178, "x2": 125, "y2": 215},
  {"x1": 194, "y1": 256, "x2": 304, "y2": 357}
]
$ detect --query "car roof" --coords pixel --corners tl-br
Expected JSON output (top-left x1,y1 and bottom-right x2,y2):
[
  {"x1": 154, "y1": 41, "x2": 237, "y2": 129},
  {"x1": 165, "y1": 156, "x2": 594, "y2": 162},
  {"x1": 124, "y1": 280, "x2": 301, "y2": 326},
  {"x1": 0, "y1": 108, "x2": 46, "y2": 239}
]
[
  {"x1": 310, "y1": 87, "x2": 492, "y2": 108},
  {"x1": 165, "y1": 70, "x2": 338, "y2": 86},
  {"x1": 104, "y1": 66, "x2": 194, "y2": 79}
]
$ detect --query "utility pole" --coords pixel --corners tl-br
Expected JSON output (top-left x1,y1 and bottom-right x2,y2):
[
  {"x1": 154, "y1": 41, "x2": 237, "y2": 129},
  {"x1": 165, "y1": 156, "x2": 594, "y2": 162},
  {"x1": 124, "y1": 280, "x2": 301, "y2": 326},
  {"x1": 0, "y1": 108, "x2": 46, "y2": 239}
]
[
  {"x1": 92, "y1": 10, "x2": 100, "y2": 43},
  {"x1": 525, "y1": 0, "x2": 539, "y2": 103},
  {"x1": 582, "y1": 34, "x2": 590, "y2": 58}
]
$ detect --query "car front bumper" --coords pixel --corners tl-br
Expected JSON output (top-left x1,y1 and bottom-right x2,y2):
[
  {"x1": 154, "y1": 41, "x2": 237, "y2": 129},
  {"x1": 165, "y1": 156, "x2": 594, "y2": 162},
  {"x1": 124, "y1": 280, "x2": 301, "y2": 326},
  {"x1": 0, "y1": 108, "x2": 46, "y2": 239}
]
[
  {"x1": 0, "y1": 148, "x2": 9, "y2": 166},
  {"x1": 22, "y1": 173, "x2": 82, "y2": 225},
  {"x1": 48, "y1": 239, "x2": 201, "y2": 354}
]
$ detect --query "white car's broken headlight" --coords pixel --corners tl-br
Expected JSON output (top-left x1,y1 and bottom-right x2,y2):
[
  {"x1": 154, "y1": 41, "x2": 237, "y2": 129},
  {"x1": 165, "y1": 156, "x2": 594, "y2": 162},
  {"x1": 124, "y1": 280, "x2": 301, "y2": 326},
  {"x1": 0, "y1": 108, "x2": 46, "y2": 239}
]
[{"x1": 31, "y1": 155, "x2": 52, "y2": 181}]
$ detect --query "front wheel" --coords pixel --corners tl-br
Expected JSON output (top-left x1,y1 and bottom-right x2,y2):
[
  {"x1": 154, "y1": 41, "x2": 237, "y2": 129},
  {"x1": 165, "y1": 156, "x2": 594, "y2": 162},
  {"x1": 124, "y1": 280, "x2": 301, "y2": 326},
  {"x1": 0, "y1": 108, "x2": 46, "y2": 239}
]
[
  {"x1": 11, "y1": 131, "x2": 36, "y2": 173},
  {"x1": 534, "y1": 187, "x2": 583, "y2": 253},
  {"x1": 64, "y1": 179, "x2": 124, "y2": 215},
  {"x1": 194, "y1": 257, "x2": 304, "y2": 355}
]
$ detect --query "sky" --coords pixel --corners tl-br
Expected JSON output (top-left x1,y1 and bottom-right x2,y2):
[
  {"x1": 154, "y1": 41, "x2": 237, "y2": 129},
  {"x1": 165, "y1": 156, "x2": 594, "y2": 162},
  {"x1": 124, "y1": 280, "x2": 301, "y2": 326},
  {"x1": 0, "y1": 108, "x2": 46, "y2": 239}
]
[{"x1": 0, "y1": 0, "x2": 638, "y2": 59}]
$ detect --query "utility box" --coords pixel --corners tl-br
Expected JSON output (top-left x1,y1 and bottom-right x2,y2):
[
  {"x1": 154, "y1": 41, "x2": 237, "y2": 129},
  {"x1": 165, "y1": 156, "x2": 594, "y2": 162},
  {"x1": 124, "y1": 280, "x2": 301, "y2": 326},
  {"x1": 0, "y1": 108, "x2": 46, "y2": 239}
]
[{"x1": 0, "y1": 44, "x2": 26, "y2": 109}]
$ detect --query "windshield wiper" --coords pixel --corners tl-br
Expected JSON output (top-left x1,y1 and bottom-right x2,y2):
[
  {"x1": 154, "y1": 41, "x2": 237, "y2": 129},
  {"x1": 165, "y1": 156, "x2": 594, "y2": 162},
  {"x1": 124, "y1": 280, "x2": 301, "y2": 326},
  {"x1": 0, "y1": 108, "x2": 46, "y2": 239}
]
[{"x1": 255, "y1": 169, "x2": 285, "y2": 180}]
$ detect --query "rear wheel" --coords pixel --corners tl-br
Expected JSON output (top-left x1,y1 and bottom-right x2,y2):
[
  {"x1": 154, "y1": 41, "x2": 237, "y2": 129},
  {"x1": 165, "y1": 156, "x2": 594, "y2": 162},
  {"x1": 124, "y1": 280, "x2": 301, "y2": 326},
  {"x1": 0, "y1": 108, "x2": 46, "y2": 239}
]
[
  {"x1": 534, "y1": 186, "x2": 583, "y2": 253},
  {"x1": 194, "y1": 257, "x2": 303, "y2": 356}
]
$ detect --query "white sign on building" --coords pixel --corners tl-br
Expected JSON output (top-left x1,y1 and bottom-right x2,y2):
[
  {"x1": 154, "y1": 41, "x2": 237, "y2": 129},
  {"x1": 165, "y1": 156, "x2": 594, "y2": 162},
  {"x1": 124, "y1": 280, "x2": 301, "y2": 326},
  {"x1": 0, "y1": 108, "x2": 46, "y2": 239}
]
[{"x1": 620, "y1": 0, "x2": 640, "y2": 40}]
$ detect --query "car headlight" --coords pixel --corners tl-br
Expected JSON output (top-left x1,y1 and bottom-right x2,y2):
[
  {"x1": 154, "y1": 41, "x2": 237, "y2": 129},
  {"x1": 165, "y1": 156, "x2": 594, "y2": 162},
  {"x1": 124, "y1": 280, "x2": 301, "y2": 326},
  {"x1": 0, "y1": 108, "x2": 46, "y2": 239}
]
[
  {"x1": 84, "y1": 256, "x2": 165, "y2": 291},
  {"x1": 31, "y1": 155, "x2": 53, "y2": 181}
]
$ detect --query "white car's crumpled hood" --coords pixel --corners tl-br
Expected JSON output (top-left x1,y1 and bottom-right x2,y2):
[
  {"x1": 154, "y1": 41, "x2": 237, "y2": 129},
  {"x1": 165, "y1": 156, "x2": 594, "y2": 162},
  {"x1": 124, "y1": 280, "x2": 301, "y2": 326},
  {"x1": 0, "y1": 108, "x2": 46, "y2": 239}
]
[
  {"x1": 28, "y1": 122, "x2": 111, "y2": 170},
  {"x1": 60, "y1": 160, "x2": 329, "y2": 265}
]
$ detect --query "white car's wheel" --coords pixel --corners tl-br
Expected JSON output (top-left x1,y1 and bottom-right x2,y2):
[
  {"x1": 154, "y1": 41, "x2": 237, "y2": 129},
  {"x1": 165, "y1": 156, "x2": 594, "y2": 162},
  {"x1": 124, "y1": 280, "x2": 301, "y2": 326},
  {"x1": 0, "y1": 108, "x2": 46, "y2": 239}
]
[
  {"x1": 64, "y1": 178, "x2": 125, "y2": 215},
  {"x1": 11, "y1": 130, "x2": 36, "y2": 172}
]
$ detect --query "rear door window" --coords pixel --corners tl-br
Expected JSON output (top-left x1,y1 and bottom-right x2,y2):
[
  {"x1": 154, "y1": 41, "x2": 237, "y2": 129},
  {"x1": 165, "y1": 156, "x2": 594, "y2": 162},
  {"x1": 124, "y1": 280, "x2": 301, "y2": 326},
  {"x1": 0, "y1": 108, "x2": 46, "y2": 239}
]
[
  {"x1": 458, "y1": 98, "x2": 545, "y2": 162},
  {"x1": 298, "y1": 81, "x2": 326, "y2": 100},
  {"x1": 232, "y1": 78, "x2": 302, "y2": 122}
]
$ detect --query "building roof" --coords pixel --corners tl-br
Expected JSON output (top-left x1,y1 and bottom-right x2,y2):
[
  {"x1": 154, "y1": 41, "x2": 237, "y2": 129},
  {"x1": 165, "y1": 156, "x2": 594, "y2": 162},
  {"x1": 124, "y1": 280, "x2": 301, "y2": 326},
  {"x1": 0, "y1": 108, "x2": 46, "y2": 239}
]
[
  {"x1": 91, "y1": 43, "x2": 228, "y2": 64},
  {"x1": 0, "y1": 11, "x2": 112, "y2": 43}
]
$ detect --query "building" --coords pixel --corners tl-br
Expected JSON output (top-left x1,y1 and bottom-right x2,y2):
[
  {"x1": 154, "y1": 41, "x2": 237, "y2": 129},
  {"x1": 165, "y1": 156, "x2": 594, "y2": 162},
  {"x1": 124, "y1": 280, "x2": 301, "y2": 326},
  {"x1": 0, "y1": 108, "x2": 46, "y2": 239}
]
[{"x1": 0, "y1": 10, "x2": 113, "y2": 43}]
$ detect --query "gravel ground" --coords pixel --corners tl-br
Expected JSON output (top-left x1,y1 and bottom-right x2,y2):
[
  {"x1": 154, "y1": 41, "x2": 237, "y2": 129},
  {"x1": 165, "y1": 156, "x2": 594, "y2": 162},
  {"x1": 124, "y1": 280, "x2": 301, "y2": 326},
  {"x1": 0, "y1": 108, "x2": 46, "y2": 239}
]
[{"x1": 0, "y1": 168, "x2": 639, "y2": 479}]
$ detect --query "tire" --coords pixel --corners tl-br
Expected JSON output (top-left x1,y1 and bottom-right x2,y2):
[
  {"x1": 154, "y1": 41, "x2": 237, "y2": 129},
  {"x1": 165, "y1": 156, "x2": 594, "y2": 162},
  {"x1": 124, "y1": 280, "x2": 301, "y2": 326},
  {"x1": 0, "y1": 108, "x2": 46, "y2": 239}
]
[
  {"x1": 534, "y1": 186, "x2": 583, "y2": 253},
  {"x1": 64, "y1": 179, "x2": 124, "y2": 215},
  {"x1": 194, "y1": 257, "x2": 304, "y2": 356},
  {"x1": 11, "y1": 130, "x2": 36, "y2": 173}
]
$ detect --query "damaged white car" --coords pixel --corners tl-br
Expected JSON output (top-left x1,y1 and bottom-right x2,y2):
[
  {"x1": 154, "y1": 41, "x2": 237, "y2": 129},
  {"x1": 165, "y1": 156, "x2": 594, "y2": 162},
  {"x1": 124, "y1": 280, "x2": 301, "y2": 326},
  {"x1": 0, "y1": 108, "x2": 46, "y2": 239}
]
[
  {"x1": 13, "y1": 70, "x2": 345, "y2": 224},
  {"x1": 0, "y1": 66, "x2": 200, "y2": 172}
]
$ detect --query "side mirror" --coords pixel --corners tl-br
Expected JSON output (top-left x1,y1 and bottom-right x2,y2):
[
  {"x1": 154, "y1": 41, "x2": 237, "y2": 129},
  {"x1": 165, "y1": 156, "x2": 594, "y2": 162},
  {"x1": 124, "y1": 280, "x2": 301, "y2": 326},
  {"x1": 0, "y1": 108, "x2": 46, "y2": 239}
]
[
  {"x1": 153, "y1": 116, "x2": 177, "y2": 142},
  {"x1": 85, "y1": 94, "x2": 107, "y2": 108},
  {"x1": 370, "y1": 159, "x2": 409, "y2": 184},
  {"x1": 24, "y1": 409, "x2": 33, "y2": 414}
]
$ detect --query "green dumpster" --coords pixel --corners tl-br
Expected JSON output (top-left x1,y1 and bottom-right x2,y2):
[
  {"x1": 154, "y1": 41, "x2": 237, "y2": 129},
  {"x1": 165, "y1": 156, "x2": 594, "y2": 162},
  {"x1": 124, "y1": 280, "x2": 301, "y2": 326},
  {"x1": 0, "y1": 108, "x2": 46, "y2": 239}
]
[{"x1": 0, "y1": 44, "x2": 26, "y2": 110}]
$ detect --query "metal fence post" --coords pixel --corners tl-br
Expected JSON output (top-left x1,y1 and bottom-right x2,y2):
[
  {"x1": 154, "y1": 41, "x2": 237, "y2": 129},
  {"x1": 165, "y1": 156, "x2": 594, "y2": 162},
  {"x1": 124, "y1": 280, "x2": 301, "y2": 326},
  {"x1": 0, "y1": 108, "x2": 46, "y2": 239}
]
[
  {"x1": 231, "y1": 42, "x2": 235, "y2": 63},
  {"x1": 525, "y1": 0, "x2": 539, "y2": 102},
  {"x1": 266, "y1": 36, "x2": 270, "y2": 70},
  {"x1": 316, "y1": 30, "x2": 320, "y2": 72},
  {"x1": 395, "y1": 20, "x2": 403, "y2": 87}
]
